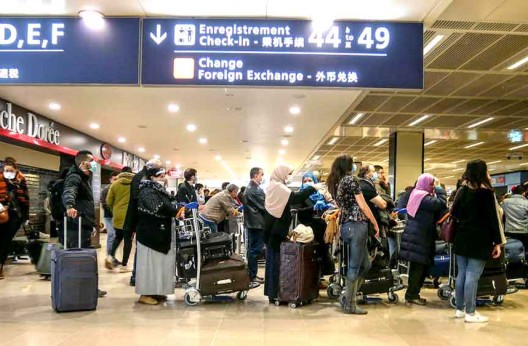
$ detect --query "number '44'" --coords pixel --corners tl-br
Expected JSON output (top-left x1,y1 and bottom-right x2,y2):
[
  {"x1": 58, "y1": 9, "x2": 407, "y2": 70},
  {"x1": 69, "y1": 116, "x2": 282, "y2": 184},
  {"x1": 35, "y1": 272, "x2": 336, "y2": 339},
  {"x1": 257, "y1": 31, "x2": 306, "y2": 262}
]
[{"x1": 308, "y1": 26, "x2": 342, "y2": 48}]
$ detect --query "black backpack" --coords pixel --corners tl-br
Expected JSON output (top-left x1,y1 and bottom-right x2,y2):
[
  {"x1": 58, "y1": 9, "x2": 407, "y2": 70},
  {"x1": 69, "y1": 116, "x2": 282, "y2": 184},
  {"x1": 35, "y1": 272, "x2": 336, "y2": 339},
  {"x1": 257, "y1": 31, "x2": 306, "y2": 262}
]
[{"x1": 50, "y1": 179, "x2": 66, "y2": 221}]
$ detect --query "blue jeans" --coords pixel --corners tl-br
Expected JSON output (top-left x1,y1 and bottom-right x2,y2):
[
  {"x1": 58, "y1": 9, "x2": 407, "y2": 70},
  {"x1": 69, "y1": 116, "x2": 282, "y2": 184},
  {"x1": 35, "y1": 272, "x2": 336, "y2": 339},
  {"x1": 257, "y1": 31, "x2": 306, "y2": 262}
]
[
  {"x1": 199, "y1": 215, "x2": 217, "y2": 233},
  {"x1": 455, "y1": 255, "x2": 486, "y2": 314},
  {"x1": 104, "y1": 217, "x2": 115, "y2": 257},
  {"x1": 247, "y1": 228, "x2": 264, "y2": 280},
  {"x1": 341, "y1": 221, "x2": 371, "y2": 281}
]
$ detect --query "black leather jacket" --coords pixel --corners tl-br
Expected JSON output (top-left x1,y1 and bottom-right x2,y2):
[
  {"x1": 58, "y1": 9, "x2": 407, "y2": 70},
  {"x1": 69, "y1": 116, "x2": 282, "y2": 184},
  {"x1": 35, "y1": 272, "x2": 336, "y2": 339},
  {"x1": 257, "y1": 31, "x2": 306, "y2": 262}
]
[{"x1": 244, "y1": 180, "x2": 266, "y2": 230}]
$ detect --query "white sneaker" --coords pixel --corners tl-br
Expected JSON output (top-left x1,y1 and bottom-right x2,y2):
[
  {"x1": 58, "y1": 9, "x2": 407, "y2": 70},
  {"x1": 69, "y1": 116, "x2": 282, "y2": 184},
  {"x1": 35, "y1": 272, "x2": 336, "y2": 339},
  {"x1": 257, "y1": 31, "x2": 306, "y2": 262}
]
[
  {"x1": 465, "y1": 312, "x2": 488, "y2": 323},
  {"x1": 119, "y1": 266, "x2": 132, "y2": 273},
  {"x1": 454, "y1": 310, "x2": 465, "y2": 318}
]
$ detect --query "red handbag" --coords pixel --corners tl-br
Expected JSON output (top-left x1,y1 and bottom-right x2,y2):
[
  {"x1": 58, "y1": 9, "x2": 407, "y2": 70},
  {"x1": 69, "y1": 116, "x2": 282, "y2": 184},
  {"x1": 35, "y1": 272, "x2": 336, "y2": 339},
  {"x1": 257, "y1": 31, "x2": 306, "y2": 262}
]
[{"x1": 439, "y1": 212, "x2": 456, "y2": 243}]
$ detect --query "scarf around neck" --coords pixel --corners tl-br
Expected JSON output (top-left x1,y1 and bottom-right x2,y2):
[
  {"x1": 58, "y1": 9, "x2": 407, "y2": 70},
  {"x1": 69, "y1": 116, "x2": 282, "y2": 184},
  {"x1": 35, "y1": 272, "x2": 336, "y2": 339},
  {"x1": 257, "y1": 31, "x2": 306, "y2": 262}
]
[
  {"x1": 265, "y1": 165, "x2": 292, "y2": 218},
  {"x1": 407, "y1": 173, "x2": 435, "y2": 218}
]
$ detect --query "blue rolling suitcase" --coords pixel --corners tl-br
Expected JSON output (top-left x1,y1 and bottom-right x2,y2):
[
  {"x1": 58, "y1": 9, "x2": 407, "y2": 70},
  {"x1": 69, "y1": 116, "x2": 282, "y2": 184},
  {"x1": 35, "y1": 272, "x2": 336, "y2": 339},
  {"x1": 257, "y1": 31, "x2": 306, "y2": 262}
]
[
  {"x1": 429, "y1": 241, "x2": 450, "y2": 278},
  {"x1": 51, "y1": 216, "x2": 98, "y2": 312}
]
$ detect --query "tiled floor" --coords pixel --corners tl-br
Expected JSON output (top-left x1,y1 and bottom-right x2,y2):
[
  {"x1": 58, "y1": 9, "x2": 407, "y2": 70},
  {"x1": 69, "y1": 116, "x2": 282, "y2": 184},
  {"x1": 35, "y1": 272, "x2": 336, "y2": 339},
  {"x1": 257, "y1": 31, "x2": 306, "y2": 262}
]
[{"x1": 1, "y1": 235, "x2": 528, "y2": 346}]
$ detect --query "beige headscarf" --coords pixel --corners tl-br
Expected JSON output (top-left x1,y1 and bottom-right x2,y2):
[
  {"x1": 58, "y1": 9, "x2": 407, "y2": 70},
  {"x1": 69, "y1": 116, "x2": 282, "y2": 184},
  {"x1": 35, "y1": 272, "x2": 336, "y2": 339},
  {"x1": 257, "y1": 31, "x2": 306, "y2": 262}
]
[{"x1": 265, "y1": 165, "x2": 293, "y2": 218}]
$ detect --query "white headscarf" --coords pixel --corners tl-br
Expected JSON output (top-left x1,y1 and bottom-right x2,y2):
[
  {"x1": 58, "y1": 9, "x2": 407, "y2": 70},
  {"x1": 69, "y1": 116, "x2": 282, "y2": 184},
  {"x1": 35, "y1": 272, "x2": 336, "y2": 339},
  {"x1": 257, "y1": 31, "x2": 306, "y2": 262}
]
[{"x1": 265, "y1": 165, "x2": 292, "y2": 218}]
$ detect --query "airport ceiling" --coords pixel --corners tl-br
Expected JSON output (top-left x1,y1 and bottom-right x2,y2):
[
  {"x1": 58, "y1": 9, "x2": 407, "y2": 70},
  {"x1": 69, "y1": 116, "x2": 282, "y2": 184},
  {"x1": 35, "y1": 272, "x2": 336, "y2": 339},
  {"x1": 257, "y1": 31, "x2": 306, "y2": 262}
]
[{"x1": 1, "y1": 0, "x2": 528, "y2": 187}]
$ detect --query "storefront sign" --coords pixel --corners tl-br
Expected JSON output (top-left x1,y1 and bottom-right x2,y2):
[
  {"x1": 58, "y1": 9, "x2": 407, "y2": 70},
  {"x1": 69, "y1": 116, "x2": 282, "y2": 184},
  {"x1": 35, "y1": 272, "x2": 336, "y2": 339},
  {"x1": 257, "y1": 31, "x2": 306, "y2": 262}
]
[
  {"x1": 168, "y1": 168, "x2": 184, "y2": 179},
  {"x1": 0, "y1": 102, "x2": 60, "y2": 144},
  {"x1": 0, "y1": 17, "x2": 140, "y2": 84},
  {"x1": 142, "y1": 19, "x2": 423, "y2": 88},
  {"x1": 122, "y1": 152, "x2": 146, "y2": 173}
]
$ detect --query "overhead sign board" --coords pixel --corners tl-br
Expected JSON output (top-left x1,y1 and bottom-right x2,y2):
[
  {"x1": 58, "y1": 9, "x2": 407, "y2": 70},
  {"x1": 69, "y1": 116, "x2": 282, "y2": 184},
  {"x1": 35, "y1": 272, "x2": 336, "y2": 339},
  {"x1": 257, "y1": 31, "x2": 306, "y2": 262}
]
[
  {"x1": 0, "y1": 17, "x2": 140, "y2": 84},
  {"x1": 142, "y1": 19, "x2": 423, "y2": 88}
]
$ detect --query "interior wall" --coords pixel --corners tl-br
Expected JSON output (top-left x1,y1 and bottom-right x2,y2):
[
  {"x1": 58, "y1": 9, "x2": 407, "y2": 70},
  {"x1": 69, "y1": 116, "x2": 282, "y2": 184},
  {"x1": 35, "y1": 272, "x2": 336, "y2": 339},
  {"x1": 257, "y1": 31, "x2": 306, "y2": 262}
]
[{"x1": 0, "y1": 140, "x2": 60, "y2": 172}]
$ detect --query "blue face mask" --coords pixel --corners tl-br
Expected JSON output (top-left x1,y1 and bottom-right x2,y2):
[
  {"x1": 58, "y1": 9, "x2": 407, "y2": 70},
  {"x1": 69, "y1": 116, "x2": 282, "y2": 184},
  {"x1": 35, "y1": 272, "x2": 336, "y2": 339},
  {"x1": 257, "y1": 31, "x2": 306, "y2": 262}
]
[
  {"x1": 89, "y1": 161, "x2": 98, "y2": 173},
  {"x1": 352, "y1": 164, "x2": 357, "y2": 173},
  {"x1": 371, "y1": 172, "x2": 379, "y2": 182}
]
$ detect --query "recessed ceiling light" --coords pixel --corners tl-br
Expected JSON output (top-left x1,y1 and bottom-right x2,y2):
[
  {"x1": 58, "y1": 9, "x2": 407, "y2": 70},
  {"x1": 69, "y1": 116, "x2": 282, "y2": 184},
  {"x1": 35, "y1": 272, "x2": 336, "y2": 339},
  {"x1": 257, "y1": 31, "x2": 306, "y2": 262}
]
[
  {"x1": 153, "y1": 154, "x2": 160, "y2": 159},
  {"x1": 89, "y1": 123, "x2": 100, "y2": 130},
  {"x1": 468, "y1": 117, "x2": 494, "y2": 128},
  {"x1": 510, "y1": 143, "x2": 528, "y2": 151},
  {"x1": 168, "y1": 103, "x2": 180, "y2": 113},
  {"x1": 408, "y1": 115, "x2": 430, "y2": 127},
  {"x1": 48, "y1": 102, "x2": 61, "y2": 110},
  {"x1": 464, "y1": 141, "x2": 485, "y2": 149},
  {"x1": 78, "y1": 10, "x2": 105, "y2": 30},
  {"x1": 281, "y1": 139, "x2": 289, "y2": 146},
  {"x1": 215, "y1": 155, "x2": 222, "y2": 161},
  {"x1": 312, "y1": 155, "x2": 320, "y2": 160},
  {"x1": 138, "y1": 147, "x2": 145, "y2": 153},
  {"x1": 327, "y1": 137, "x2": 339, "y2": 145},
  {"x1": 284, "y1": 125, "x2": 294, "y2": 134},
  {"x1": 165, "y1": 160, "x2": 171, "y2": 165},
  {"x1": 424, "y1": 140, "x2": 437, "y2": 147},
  {"x1": 423, "y1": 35, "x2": 444, "y2": 55},
  {"x1": 186, "y1": 124, "x2": 197, "y2": 132},
  {"x1": 118, "y1": 137, "x2": 126, "y2": 143},
  {"x1": 289, "y1": 106, "x2": 301, "y2": 115},
  {"x1": 507, "y1": 55, "x2": 528, "y2": 70},
  {"x1": 199, "y1": 137, "x2": 208, "y2": 144},
  {"x1": 279, "y1": 149, "x2": 286, "y2": 155},
  {"x1": 348, "y1": 113, "x2": 365, "y2": 125},
  {"x1": 374, "y1": 138, "x2": 388, "y2": 147}
]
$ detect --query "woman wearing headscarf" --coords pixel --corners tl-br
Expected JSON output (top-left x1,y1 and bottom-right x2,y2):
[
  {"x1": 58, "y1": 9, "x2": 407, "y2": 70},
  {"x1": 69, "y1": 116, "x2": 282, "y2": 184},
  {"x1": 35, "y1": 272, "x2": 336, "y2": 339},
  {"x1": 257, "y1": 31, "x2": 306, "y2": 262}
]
[
  {"x1": 264, "y1": 165, "x2": 319, "y2": 303},
  {"x1": 0, "y1": 157, "x2": 29, "y2": 280},
  {"x1": 293, "y1": 171, "x2": 335, "y2": 281},
  {"x1": 400, "y1": 173, "x2": 447, "y2": 305},
  {"x1": 135, "y1": 167, "x2": 179, "y2": 305}
]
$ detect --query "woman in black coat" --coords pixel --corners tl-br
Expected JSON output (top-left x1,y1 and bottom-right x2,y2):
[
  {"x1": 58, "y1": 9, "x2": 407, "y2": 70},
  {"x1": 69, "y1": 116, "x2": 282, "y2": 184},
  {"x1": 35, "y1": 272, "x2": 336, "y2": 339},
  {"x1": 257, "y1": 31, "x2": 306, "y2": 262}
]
[
  {"x1": 400, "y1": 173, "x2": 447, "y2": 305},
  {"x1": 263, "y1": 165, "x2": 318, "y2": 303}
]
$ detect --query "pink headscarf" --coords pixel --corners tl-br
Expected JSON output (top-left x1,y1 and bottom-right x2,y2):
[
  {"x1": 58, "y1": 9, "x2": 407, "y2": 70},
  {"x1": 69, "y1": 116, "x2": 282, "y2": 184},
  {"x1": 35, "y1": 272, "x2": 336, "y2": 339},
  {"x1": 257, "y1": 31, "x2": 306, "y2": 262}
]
[
  {"x1": 406, "y1": 173, "x2": 435, "y2": 218},
  {"x1": 265, "y1": 165, "x2": 292, "y2": 218}
]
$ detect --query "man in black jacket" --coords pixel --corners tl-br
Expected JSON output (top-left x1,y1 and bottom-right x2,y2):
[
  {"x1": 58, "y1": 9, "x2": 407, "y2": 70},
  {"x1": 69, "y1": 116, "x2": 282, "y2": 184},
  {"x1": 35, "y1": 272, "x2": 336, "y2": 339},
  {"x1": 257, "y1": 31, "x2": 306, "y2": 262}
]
[
  {"x1": 62, "y1": 150, "x2": 106, "y2": 297},
  {"x1": 123, "y1": 158, "x2": 162, "y2": 286},
  {"x1": 244, "y1": 167, "x2": 266, "y2": 284},
  {"x1": 176, "y1": 168, "x2": 198, "y2": 206}
]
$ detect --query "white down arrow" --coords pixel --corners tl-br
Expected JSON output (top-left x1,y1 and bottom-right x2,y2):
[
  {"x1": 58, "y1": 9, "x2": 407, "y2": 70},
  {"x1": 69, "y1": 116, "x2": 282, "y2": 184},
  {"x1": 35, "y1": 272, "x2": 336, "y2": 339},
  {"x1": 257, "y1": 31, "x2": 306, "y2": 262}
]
[{"x1": 150, "y1": 24, "x2": 167, "y2": 45}]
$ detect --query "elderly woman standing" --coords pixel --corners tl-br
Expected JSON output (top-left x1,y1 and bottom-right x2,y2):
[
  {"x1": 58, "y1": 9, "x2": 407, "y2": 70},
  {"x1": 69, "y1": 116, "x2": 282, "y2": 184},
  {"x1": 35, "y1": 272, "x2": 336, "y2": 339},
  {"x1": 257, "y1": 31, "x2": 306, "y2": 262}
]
[
  {"x1": 400, "y1": 173, "x2": 447, "y2": 305},
  {"x1": 135, "y1": 167, "x2": 179, "y2": 305},
  {"x1": 263, "y1": 165, "x2": 320, "y2": 303}
]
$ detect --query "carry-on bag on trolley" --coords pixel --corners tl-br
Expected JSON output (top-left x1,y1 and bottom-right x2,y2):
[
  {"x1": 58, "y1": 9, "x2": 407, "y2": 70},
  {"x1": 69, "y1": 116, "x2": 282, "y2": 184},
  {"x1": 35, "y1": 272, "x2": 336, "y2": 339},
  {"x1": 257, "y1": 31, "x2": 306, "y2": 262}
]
[
  {"x1": 51, "y1": 216, "x2": 98, "y2": 312},
  {"x1": 199, "y1": 254, "x2": 250, "y2": 296},
  {"x1": 178, "y1": 231, "x2": 233, "y2": 263}
]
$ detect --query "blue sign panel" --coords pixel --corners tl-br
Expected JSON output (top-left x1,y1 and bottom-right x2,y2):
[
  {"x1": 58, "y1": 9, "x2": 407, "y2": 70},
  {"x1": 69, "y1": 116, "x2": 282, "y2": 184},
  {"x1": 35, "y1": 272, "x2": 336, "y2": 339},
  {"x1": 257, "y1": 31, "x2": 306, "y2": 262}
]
[
  {"x1": 0, "y1": 18, "x2": 139, "y2": 84},
  {"x1": 142, "y1": 19, "x2": 423, "y2": 89}
]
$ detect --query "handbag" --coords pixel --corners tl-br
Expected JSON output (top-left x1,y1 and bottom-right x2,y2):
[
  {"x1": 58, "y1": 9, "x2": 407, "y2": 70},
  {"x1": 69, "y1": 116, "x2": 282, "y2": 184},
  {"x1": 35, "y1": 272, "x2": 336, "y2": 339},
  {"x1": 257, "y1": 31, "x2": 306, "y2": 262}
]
[
  {"x1": 439, "y1": 212, "x2": 456, "y2": 243},
  {"x1": 322, "y1": 209, "x2": 340, "y2": 244},
  {"x1": 289, "y1": 224, "x2": 314, "y2": 243},
  {"x1": 0, "y1": 205, "x2": 9, "y2": 224}
]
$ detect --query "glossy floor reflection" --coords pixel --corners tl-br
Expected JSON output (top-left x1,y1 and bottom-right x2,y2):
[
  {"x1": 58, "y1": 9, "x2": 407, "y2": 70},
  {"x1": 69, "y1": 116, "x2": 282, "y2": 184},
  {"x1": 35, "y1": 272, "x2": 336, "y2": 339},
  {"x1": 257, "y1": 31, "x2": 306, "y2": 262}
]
[{"x1": 1, "y1": 235, "x2": 527, "y2": 346}]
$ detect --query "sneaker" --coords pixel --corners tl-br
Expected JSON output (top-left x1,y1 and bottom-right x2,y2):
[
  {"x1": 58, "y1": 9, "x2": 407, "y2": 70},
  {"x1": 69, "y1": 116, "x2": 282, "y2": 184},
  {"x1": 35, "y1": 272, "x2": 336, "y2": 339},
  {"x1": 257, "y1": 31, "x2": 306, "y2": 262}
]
[
  {"x1": 105, "y1": 257, "x2": 114, "y2": 270},
  {"x1": 455, "y1": 310, "x2": 466, "y2": 319},
  {"x1": 97, "y1": 289, "x2": 107, "y2": 298},
  {"x1": 112, "y1": 259, "x2": 122, "y2": 267},
  {"x1": 138, "y1": 295, "x2": 159, "y2": 305},
  {"x1": 119, "y1": 266, "x2": 132, "y2": 273},
  {"x1": 465, "y1": 312, "x2": 488, "y2": 323}
]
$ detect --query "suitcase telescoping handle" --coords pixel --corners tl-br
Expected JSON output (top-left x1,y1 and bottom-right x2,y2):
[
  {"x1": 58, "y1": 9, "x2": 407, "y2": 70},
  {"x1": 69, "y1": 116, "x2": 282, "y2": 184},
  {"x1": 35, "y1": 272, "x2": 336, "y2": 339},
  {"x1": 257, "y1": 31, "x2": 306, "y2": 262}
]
[{"x1": 63, "y1": 213, "x2": 82, "y2": 250}]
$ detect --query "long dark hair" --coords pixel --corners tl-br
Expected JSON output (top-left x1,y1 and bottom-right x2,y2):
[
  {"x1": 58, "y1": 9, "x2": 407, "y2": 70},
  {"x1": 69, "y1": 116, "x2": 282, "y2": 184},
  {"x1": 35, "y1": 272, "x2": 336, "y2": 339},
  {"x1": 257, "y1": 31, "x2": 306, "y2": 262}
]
[
  {"x1": 462, "y1": 159, "x2": 492, "y2": 189},
  {"x1": 327, "y1": 154, "x2": 354, "y2": 198}
]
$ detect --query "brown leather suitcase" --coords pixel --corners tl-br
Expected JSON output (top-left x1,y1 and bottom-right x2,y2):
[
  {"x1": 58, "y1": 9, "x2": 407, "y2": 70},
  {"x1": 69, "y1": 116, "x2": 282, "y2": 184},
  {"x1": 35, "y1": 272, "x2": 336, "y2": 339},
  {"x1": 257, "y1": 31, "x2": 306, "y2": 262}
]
[
  {"x1": 199, "y1": 254, "x2": 250, "y2": 296},
  {"x1": 278, "y1": 241, "x2": 320, "y2": 307}
]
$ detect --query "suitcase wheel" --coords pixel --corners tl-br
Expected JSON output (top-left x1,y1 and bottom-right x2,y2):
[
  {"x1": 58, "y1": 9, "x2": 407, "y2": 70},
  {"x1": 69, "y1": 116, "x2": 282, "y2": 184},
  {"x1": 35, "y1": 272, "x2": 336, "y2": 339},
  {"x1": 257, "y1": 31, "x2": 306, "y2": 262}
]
[
  {"x1": 236, "y1": 290, "x2": 248, "y2": 301},
  {"x1": 274, "y1": 300, "x2": 281, "y2": 306},
  {"x1": 437, "y1": 285, "x2": 450, "y2": 300},
  {"x1": 387, "y1": 292, "x2": 399, "y2": 304},
  {"x1": 289, "y1": 302, "x2": 297, "y2": 309},
  {"x1": 184, "y1": 288, "x2": 201, "y2": 306}
]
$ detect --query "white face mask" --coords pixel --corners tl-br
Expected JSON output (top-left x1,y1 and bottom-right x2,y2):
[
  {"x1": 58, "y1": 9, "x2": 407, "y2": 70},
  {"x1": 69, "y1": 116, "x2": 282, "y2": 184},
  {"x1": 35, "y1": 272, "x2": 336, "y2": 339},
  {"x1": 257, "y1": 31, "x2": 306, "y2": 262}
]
[
  {"x1": 3, "y1": 172, "x2": 16, "y2": 180},
  {"x1": 155, "y1": 180, "x2": 165, "y2": 187}
]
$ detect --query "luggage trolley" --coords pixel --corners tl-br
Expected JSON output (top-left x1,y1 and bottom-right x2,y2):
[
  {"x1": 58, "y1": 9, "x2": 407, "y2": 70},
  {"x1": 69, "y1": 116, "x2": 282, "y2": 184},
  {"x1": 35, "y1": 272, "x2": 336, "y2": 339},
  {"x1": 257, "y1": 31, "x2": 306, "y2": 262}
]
[{"x1": 176, "y1": 203, "x2": 257, "y2": 306}]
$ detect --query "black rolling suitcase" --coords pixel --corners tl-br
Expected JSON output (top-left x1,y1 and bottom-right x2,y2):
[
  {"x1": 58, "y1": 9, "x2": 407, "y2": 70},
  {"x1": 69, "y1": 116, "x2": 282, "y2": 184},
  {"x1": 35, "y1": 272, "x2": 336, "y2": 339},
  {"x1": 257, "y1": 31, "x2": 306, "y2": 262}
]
[{"x1": 51, "y1": 216, "x2": 98, "y2": 312}]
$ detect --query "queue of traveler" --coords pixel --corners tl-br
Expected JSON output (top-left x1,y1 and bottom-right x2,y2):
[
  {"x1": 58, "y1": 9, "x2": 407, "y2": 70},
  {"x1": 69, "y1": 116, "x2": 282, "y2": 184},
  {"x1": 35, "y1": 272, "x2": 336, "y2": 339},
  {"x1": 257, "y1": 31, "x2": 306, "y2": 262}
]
[{"x1": 0, "y1": 152, "x2": 525, "y2": 323}]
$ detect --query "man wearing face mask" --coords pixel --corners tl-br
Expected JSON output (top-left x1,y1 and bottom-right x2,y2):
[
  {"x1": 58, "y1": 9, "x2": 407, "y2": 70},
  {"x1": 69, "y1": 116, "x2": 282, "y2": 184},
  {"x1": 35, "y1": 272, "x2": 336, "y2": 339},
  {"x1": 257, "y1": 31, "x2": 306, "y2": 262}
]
[
  {"x1": 62, "y1": 150, "x2": 107, "y2": 297},
  {"x1": 244, "y1": 167, "x2": 266, "y2": 284}
]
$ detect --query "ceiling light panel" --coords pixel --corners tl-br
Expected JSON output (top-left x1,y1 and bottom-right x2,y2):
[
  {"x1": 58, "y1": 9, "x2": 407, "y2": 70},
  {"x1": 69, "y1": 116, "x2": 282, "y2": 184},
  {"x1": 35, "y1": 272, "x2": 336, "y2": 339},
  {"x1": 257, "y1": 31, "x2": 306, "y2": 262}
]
[
  {"x1": 327, "y1": 137, "x2": 339, "y2": 145},
  {"x1": 374, "y1": 138, "x2": 388, "y2": 147},
  {"x1": 423, "y1": 35, "x2": 445, "y2": 55},
  {"x1": 464, "y1": 142, "x2": 485, "y2": 149},
  {"x1": 467, "y1": 117, "x2": 494, "y2": 128},
  {"x1": 510, "y1": 143, "x2": 528, "y2": 151},
  {"x1": 507, "y1": 55, "x2": 528, "y2": 70},
  {"x1": 348, "y1": 113, "x2": 365, "y2": 125},
  {"x1": 408, "y1": 115, "x2": 430, "y2": 127}
]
